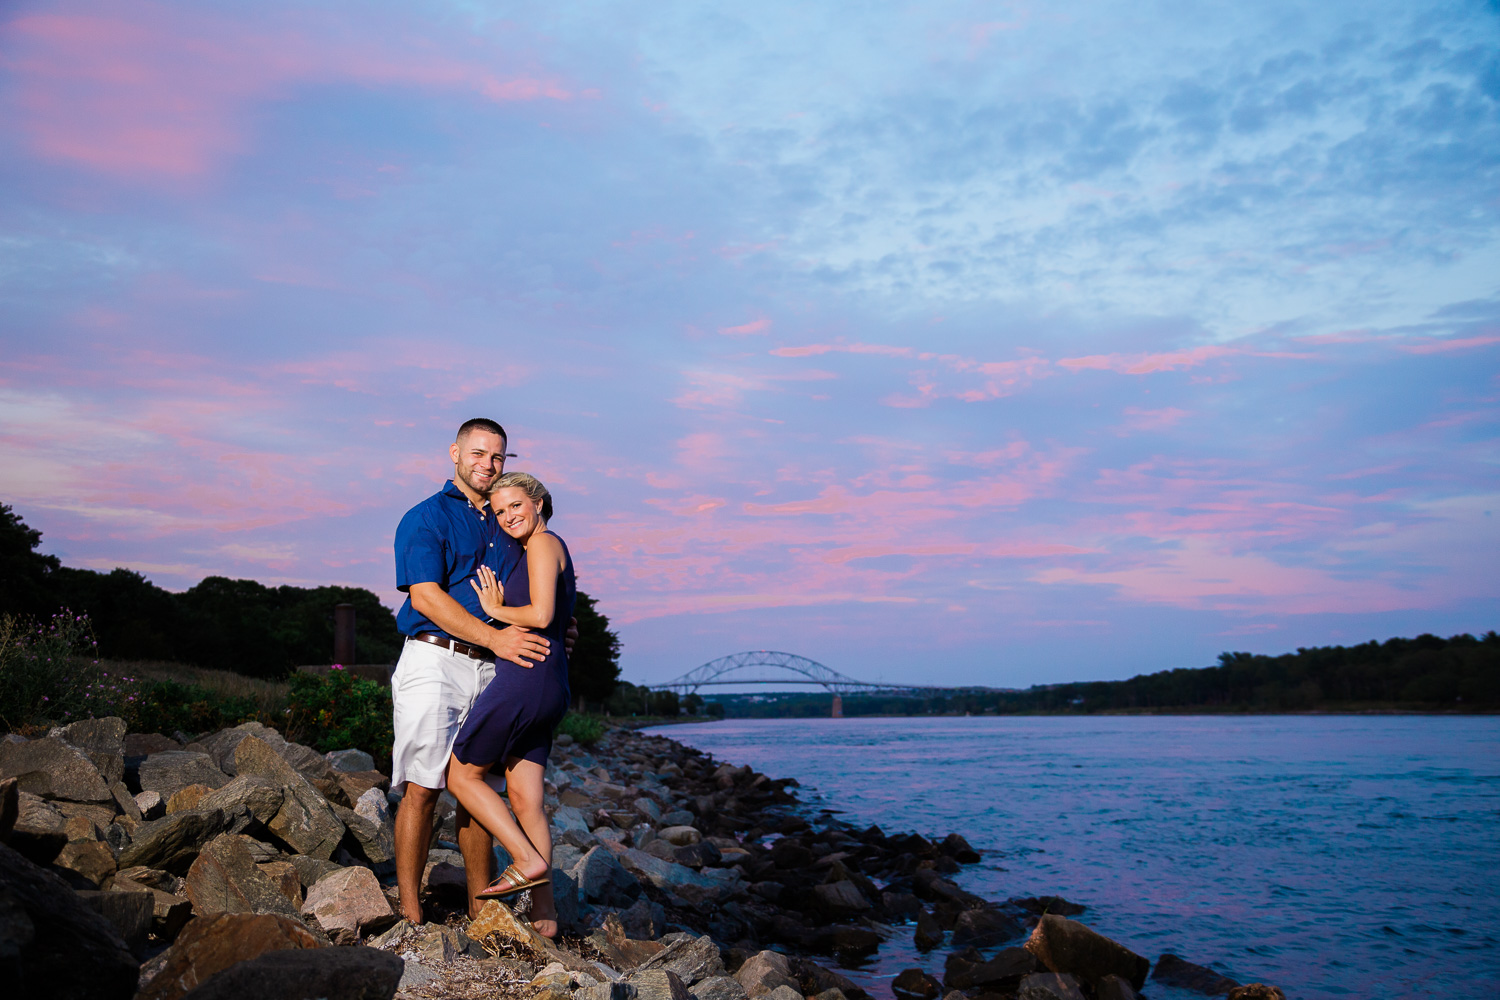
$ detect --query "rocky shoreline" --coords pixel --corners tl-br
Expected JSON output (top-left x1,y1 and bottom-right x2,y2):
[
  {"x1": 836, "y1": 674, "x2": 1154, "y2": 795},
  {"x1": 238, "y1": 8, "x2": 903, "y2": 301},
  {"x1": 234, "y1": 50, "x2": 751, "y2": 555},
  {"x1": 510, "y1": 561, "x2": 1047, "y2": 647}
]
[{"x1": 1, "y1": 717, "x2": 1284, "y2": 1000}]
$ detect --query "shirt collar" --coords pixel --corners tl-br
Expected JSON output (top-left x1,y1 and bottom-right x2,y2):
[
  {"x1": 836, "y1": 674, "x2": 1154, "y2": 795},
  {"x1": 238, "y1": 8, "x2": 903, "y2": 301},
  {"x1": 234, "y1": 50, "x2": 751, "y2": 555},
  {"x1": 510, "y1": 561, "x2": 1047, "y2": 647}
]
[{"x1": 442, "y1": 479, "x2": 490, "y2": 515}]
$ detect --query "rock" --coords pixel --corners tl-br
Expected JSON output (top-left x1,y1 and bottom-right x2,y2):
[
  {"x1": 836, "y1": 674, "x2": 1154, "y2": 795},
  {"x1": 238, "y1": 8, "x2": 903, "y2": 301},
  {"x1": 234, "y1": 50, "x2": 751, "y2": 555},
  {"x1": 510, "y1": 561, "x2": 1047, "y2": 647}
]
[
  {"x1": 332, "y1": 802, "x2": 395, "y2": 867},
  {"x1": 288, "y1": 854, "x2": 345, "y2": 888},
  {"x1": 660, "y1": 825, "x2": 702, "y2": 846},
  {"x1": 54, "y1": 837, "x2": 117, "y2": 887},
  {"x1": 108, "y1": 873, "x2": 194, "y2": 939},
  {"x1": 110, "y1": 781, "x2": 142, "y2": 820},
  {"x1": 0, "y1": 736, "x2": 114, "y2": 803},
  {"x1": 912, "y1": 870, "x2": 982, "y2": 907},
  {"x1": 770, "y1": 839, "x2": 813, "y2": 869},
  {"x1": 915, "y1": 909, "x2": 943, "y2": 950},
  {"x1": 605, "y1": 842, "x2": 743, "y2": 909},
  {"x1": 300, "y1": 864, "x2": 394, "y2": 943},
  {"x1": 258, "y1": 860, "x2": 303, "y2": 904},
  {"x1": 734, "y1": 950, "x2": 799, "y2": 998},
  {"x1": 811, "y1": 991, "x2": 846, "y2": 1000},
  {"x1": 951, "y1": 907, "x2": 1025, "y2": 948},
  {"x1": 175, "y1": 946, "x2": 403, "y2": 1000},
  {"x1": 811, "y1": 879, "x2": 871, "y2": 915},
  {"x1": 1024, "y1": 914, "x2": 1149, "y2": 991},
  {"x1": 830, "y1": 925, "x2": 880, "y2": 954},
  {"x1": 1226, "y1": 986, "x2": 1286, "y2": 1000},
  {"x1": 661, "y1": 810, "x2": 695, "y2": 827},
  {"x1": 139, "y1": 912, "x2": 326, "y2": 1000},
  {"x1": 0, "y1": 775, "x2": 17, "y2": 838},
  {"x1": 0, "y1": 841, "x2": 137, "y2": 1000},
  {"x1": 118, "y1": 807, "x2": 229, "y2": 874},
  {"x1": 198, "y1": 774, "x2": 284, "y2": 826},
  {"x1": 167, "y1": 784, "x2": 215, "y2": 813},
  {"x1": 1096, "y1": 974, "x2": 1143, "y2": 1000},
  {"x1": 4, "y1": 791, "x2": 66, "y2": 863},
  {"x1": 353, "y1": 785, "x2": 391, "y2": 827},
  {"x1": 1018, "y1": 972, "x2": 1087, "y2": 1000},
  {"x1": 125, "y1": 733, "x2": 181, "y2": 757},
  {"x1": 790, "y1": 957, "x2": 860, "y2": 998},
  {"x1": 335, "y1": 770, "x2": 389, "y2": 805},
  {"x1": 235, "y1": 737, "x2": 345, "y2": 859},
  {"x1": 762, "y1": 988, "x2": 802, "y2": 1000},
  {"x1": 138, "y1": 752, "x2": 231, "y2": 801},
  {"x1": 892, "y1": 968, "x2": 941, "y2": 1000},
  {"x1": 187, "y1": 833, "x2": 301, "y2": 917},
  {"x1": 628, "y1": 969, "x2": 692, "y2": 1000},
  {"x1": 75, "y1": 888, "x2": 153, "y2": 957},
  {"x1": 50, "y1": 717, "x2": 127, "y2": 786},
  {"x1": 1152, "y1": 954, "x2": 1241, "y2": 995},
  {"x1": 572, "y1": 844, "x2": 644, "y2": 906},
  {"x1": 945, "y1": 946, "x2": 1036, "y2": 990},
  {"x1": 325, "y1": 749, "x2": 375, "y2": 773},
  {"x1": 136, "y1": 790, "x2": 165, "y2": 819},
  {"x1": 1012, "y1": 896, "x2": 1088, "y2": 917},
  {"x1": 632, "y1": 932, "x2": 726, "y2": 986},
  {"x1": 691, "y1": 976, "x2": 751, "y2": 1000},
  {"x1": 938, "y1": 833, "x2": 981, "y2": 863},
  {"x1": 552, "y1": 804, "x2": 593, "y2": 846},
  {"x1": 469, "y1": 897, "x2": 551, "y2": 954}
]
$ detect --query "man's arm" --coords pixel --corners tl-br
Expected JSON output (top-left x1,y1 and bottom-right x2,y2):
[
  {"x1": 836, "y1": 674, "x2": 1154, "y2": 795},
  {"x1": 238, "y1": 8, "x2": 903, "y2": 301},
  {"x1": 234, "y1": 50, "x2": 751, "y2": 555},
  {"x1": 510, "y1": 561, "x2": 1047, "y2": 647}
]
[{"x1": 409, "y1": 582, "x2": 550, "y2": 667}]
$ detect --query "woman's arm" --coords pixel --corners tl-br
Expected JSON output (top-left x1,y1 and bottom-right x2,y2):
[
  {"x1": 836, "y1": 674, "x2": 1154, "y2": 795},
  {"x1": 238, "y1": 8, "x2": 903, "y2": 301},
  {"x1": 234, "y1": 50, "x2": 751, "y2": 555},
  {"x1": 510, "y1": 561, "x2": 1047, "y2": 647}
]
[{"x1": 469, "y1": 533, "x2": 564, "y2": 629}]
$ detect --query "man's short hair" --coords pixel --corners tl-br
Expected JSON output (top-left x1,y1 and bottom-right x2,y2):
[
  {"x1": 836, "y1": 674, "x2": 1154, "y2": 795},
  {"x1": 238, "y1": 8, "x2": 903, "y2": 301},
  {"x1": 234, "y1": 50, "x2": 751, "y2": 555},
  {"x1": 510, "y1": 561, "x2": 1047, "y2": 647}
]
[{"x1": 456, "y1": 418, "x2": 507, "y2": 443}]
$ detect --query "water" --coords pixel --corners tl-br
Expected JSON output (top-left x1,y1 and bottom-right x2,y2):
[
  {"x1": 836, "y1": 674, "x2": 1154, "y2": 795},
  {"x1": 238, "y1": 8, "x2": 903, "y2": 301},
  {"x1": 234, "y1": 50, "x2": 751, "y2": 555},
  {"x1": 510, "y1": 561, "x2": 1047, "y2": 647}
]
[{"x1": 649, "y1": 715, "x2": 1500, "y2": 1000}]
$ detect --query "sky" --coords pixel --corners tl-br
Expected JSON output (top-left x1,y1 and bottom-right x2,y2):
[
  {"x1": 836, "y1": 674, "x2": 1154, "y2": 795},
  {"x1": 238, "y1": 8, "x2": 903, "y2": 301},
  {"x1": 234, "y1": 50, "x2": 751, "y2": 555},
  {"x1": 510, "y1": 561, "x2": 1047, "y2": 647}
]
[{"x1": 1, "y1": 0, "x2": 1497, "y2": 689}]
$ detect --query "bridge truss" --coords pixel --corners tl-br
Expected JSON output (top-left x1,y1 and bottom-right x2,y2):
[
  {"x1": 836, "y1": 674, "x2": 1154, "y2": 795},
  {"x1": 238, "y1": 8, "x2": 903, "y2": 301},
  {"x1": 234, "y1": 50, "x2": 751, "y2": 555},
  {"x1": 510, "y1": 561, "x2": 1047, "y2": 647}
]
[{"x1": 651, "y1": 650, "x2": 948, "y2": 696}]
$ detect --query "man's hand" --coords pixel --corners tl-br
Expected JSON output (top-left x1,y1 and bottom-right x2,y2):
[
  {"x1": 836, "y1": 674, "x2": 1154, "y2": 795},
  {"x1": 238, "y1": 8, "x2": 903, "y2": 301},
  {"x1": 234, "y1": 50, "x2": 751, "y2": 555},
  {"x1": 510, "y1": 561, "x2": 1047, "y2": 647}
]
[
  {"x1": 490, "y1": 626, "x2": 550, "y2": 668},
  {"x1": 565, "y1": 618, "x2": 579, "y2": 657}
]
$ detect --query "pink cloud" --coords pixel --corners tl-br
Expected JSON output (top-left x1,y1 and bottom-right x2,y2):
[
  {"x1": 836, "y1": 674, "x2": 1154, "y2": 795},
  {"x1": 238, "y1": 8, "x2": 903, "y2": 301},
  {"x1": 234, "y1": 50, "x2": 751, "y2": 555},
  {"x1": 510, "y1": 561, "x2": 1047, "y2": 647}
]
[
  {"x1": 1399, "y1": 333, "x2": 1500, "y2": 354},
  {"x1": 1120, "y1": 406, "x2": 1190, "y2": 432},
  {"x1": 1058, "y1": 345, "x2": 1234, "y2": 374},
  {"x1": 2, "y1": 1, "x2": 579, "y2": 179},
  {"x1": 719, "y1": 318, "x2": 772, "y2": 336}
]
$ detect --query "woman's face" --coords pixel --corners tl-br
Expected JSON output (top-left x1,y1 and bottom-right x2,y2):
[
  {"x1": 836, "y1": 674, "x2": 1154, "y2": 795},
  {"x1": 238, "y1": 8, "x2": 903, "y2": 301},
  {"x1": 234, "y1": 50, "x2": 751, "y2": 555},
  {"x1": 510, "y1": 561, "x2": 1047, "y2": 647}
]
[{"x1": 493, "y1": 486, "x2": 543, "y2": 540}]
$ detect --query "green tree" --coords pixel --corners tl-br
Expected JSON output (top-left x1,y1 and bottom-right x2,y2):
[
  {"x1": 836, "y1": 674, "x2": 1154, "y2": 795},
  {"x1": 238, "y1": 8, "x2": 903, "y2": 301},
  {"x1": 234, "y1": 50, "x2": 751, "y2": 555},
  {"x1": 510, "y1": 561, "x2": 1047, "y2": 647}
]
[
  {"x1": 569, "y1": 590, "x2": 621, "y2": 710},
  {"x1": 682, "y1": 692, "x2": 704, "y2": 715},
  {"x1": 649, "y1": 689, "x2": 679, "y2": 716},
  {"x1": 0, "y1": 504, "x2": 60, "y2": 619}
]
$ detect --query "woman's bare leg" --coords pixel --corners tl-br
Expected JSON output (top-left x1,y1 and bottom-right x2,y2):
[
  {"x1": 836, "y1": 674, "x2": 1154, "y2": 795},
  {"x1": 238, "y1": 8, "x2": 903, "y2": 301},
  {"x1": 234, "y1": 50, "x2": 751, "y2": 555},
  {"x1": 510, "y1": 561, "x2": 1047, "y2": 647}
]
[
  {"x1": 446, "y1": 754, "x2": 549, "y2": 915},
  {"x1": 504, "y1": 757, "x2": 557, "y2": 938}
]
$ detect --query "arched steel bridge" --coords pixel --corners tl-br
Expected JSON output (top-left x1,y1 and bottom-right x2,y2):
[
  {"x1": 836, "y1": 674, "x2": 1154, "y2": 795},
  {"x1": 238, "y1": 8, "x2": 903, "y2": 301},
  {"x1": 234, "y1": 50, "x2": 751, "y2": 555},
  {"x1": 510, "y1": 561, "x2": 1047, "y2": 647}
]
[{"x1": 651, "y1": 650, "x2": 952, "y2": 696}]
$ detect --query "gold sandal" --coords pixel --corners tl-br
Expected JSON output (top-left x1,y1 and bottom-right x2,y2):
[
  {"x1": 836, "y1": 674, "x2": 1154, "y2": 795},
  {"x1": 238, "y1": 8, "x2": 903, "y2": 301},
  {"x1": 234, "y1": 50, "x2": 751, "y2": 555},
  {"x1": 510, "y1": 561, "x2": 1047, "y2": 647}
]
[{"x1": 475, "y1": 864, "x2": 550, "y2": 900}]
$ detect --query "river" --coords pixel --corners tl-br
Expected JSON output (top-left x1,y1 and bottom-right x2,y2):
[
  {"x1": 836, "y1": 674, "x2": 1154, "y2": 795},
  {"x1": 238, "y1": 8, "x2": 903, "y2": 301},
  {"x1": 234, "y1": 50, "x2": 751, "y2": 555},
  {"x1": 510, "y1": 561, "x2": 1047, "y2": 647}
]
[{"x1": 649, "y1": 715, "x2": 1500, "y2": 1000}]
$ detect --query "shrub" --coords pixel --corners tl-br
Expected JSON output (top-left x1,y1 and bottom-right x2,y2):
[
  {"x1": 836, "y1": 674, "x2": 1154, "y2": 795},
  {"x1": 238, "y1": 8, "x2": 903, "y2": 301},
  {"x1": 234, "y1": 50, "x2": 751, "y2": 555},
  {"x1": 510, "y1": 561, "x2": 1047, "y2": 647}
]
[
  {"x1": 285, "y1": 666, "x2": 393, "y2": 768},
  {"x1": 556, "y1": 712, "x2": 605, "y2": 746},
  {"x1": 0, "y1": 609, "x2": 108, "y2": 733}
]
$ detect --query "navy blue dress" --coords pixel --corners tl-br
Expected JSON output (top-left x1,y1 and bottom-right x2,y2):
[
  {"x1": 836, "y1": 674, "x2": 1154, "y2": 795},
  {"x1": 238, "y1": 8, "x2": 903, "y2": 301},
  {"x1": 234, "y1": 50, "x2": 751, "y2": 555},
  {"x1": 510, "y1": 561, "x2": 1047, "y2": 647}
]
[{"x1": 452, "y1": 532, "x2": 576, "y2": 768}]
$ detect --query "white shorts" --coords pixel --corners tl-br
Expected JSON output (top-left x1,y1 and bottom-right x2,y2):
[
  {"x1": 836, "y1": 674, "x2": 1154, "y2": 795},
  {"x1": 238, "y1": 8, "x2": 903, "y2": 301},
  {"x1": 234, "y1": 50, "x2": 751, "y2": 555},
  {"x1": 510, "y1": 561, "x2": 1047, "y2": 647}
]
[{"x1": 390, "y1": 637, "x2": 494, "y2": 791}]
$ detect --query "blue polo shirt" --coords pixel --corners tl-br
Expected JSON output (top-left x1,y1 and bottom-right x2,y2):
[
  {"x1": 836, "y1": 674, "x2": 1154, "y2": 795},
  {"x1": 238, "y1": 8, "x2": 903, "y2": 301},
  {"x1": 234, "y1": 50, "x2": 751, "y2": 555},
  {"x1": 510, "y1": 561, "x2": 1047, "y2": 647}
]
[{"x1": 394, "y1": 481, "x2": 521, "y2": 640}]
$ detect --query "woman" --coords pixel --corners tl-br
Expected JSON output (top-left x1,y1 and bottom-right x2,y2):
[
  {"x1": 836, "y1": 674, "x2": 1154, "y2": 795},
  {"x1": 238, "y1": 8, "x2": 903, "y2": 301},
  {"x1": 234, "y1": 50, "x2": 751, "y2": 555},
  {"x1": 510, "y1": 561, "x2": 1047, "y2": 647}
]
[{"x1": 447, "y1": 471, "x2": 576, "y2": 939}]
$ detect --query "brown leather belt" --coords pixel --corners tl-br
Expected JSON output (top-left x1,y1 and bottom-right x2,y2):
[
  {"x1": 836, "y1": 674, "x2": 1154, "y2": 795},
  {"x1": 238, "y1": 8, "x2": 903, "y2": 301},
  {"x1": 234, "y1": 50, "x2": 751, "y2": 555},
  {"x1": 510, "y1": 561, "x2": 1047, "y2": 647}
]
[{"x1": 410, "y1": 633, "x2": 492, "y2": 660}]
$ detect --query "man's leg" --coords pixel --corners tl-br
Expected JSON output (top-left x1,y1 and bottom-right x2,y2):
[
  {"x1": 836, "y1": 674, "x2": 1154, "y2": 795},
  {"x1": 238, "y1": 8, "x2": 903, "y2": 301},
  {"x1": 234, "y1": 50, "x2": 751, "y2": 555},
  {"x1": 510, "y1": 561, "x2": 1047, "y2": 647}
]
[
  {"x1": 456, "y1": 799, "x2": 497, "y2": 919},
  {"x1": 394, "y1": 781, "x2": 441, "y2": 925}
]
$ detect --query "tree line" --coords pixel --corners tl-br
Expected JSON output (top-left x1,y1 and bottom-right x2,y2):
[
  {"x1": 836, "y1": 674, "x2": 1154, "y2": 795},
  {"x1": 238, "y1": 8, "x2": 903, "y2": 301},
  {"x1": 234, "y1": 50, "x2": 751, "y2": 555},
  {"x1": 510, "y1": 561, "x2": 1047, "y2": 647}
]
[
  {"x1": 0, "y1": 503, "x2": 621, "y2": 706},
  {"x1": 706, "y1": 631, "x2": 1500, "y2": 717}
]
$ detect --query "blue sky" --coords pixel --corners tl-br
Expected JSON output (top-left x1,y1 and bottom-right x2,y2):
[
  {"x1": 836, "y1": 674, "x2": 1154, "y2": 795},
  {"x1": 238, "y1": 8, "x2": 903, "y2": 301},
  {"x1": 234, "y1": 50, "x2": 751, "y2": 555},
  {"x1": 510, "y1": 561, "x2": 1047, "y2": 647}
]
[{"x1": 1, "y1": 0, "x2": 1496, "y2": 686}]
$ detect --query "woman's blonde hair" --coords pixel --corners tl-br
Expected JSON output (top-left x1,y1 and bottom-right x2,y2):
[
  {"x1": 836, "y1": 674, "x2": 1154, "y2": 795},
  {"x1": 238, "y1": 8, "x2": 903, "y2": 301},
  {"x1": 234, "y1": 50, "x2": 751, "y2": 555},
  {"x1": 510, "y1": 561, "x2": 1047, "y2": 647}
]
[{"x1": 494, "y1": 471, "x2": 553, "y2": 522}]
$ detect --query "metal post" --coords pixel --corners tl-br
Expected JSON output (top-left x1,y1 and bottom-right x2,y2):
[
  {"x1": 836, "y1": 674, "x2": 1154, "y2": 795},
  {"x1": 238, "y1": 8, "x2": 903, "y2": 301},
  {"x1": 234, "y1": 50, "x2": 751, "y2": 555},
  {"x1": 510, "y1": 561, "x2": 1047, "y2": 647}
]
[{"x1": 333, "y1": 603, "x2": 356, "y2": 665}]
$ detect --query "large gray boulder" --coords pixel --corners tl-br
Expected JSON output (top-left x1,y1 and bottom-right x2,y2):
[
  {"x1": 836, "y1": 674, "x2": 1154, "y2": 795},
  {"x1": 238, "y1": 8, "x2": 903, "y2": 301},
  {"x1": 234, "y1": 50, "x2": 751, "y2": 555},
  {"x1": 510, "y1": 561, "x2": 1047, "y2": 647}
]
[
  {"x1": 0, "y1": 841, "x2": 137, "y2": 1000},
  {"x1": 138, "y1": 752, "x2": 231, "y2": 801},
  {"x1": 198, "y1": 775, "x2": 284, "y2": 827},
  {"x1": 605, "y1": 842, "x2": 743, "y2": 910},
  {"x1": 300, "y1": 865, "x2": 395, "y2": 944},
  {"x1": 1025, "y1": 915, "x2": 1149, "y2": 992},
  {"x1": 50, "y1": 717, "x2": 127, "y2": 786},
  {"x1": 571, "y1": 844, "x2": 643, "y2": 907},
  {"x1": 118, "y1": 807, "x2": 229, "y2": 874},
  {"x1": 734, "y1": 951, "x2": 799, "y2": 998},
  {"x1": 176, "y1": 947, "x2": 403, "y2": 1000},
  {"x1": 0, "y1": 737, "x2": 114, "y2": 803},
  {"x1": 1152, "y1": 954, "x2": 1241, "y2": 995},
  {"x1": 635, "y1": 933, "x2": 727, "y2": 986},
  {"x1": 185, "y1": 834, "x2": 301, "y2": 917},
  {"x1": 234, "y1": 736, "x2": 344, "y2": 859},
  {"x1": 5, "y1": 790, "x2": 67, "y2": 863}
]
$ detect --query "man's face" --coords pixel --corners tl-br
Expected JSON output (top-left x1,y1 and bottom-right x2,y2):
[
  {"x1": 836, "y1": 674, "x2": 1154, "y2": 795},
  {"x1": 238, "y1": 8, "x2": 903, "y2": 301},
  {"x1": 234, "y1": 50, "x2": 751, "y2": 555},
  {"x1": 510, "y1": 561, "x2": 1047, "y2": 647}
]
[{"x1": 450, "y1": 429, "x2": 507, "y2": 498}]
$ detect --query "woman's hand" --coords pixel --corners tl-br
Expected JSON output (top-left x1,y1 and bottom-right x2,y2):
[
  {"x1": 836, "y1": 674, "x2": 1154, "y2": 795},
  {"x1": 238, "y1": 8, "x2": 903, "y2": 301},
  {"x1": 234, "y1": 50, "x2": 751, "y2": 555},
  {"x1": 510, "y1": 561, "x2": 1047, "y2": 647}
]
[{"x1": 469, "y1": 564, "x2": 507, "y2": 619}]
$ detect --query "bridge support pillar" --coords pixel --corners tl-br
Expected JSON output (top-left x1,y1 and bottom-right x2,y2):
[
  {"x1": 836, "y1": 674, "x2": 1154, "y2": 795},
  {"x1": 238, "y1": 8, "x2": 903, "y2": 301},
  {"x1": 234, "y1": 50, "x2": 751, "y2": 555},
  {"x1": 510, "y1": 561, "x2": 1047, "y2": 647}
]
[{"x1": 831, "y1": 694, "x2": 843, "y2": 718}]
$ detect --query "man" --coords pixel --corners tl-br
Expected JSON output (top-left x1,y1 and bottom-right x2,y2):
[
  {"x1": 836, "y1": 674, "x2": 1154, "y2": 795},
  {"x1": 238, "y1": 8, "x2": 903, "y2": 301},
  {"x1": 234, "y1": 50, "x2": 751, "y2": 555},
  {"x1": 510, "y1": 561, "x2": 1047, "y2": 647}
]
[{"x1": 390, "y1": 417, "x2": 552, "y2": 925}]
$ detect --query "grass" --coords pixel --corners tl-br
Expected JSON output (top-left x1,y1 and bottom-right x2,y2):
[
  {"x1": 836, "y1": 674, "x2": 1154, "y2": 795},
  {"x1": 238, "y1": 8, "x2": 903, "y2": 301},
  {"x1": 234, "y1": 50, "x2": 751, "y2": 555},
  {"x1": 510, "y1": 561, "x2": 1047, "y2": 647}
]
[{"x1": 105, "y1": 658, "x2": 291, "y2": 717}]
